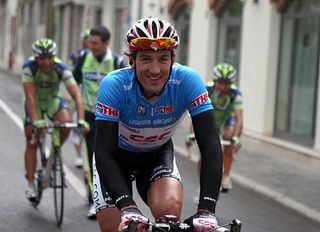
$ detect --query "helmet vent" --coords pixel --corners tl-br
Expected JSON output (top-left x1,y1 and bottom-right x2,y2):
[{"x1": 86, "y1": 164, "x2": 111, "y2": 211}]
[
  {"x1": 136, "y1": 27, "x2": 147, "y2": 38},
  {"x1": 151, "y1": 21, "x2": 157, "y2": 38},
  {"x1": 163, "y1": 27, "x2": 172, "y2": 38}
]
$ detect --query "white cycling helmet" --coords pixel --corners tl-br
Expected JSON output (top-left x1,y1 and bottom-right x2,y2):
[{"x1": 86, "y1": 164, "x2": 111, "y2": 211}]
[{"x1": 126, "y1": 18, "x2": 180, "y2": 51}]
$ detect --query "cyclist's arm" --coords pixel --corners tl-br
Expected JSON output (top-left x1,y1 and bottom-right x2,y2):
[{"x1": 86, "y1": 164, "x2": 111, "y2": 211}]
[
  {"x1": 233, "y1": 108, "x2": 243, "y2": 138},
  {"x1": 72, "y1": 52, "x2": 86, "y2": 84},
  {"x1": 66, "y1": 83, "x2": 85, "y2": 120},
  {"x1": 23, "y1": 82, "x2": 39, "y2": 122},
  {"x1": 94, "y1": 120, "x2": 137, "y2": 210},
  {"x1": 191, "y1": 109, "x2": 223, "y2": 213}
]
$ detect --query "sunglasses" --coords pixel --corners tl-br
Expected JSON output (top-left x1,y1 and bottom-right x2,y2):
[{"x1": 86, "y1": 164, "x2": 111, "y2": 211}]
[
  {"x1": 131, "y1": 37, "x2": 176, "y2": 50},
  {"x1": 216, "y1": 79, "x2": 232, "y2": 85}
]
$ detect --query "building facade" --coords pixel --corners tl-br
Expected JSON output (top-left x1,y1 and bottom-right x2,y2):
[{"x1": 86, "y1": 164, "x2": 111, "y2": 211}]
[{"x1": 0, "y1": 0, "x2": 319, "y2": 158}]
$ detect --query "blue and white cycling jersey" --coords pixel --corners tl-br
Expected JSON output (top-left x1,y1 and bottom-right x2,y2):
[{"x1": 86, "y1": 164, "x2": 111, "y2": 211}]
[{"x1": 95, "y1": 63, "x2": 213, "y2": 152}]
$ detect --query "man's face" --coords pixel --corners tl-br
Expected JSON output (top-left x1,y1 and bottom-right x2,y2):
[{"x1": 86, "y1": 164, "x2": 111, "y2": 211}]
[
  {"x1": 134, "y1": 49, "x2": 175, "y2": 96},
  {"x1": 88, "y1": 35, "x2": 108, "y2": 56},
  {"x1": 214, "y1": 79, "x2": 232, "y2": 95},
  {"x1": 36, "y1": 56, "x2": 55, "y2": 73}
]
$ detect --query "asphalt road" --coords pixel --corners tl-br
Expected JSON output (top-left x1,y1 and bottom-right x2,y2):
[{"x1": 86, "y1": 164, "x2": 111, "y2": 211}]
[{"x1": 1, "y1": 69, "x2": 320, "y2": 231}]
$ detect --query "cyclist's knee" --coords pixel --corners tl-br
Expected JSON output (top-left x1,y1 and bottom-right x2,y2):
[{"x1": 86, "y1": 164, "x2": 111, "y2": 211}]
[
  {"x1": 222, "y1": 126, "x2": 234, "y2": 140},
  {"x1": 149, "y1": 179, "x2": 183, "y2": 219},
  {"x1": 54, "y1": 108, "x2": 72, "y2": 123},
  {"x1": 158, "y1": 195, "x2": 182, "y2": 215}
]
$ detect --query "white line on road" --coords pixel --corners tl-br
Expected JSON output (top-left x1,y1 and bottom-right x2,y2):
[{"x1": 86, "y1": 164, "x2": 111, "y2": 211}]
[{"x1": 0, "y1": 97, "x2": 87, "y2": 198}]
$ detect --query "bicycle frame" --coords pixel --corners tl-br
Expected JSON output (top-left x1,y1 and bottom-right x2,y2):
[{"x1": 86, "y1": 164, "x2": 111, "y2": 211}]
[{"x1": 32, "y1": 121, "x2": 78, "y2": 227}]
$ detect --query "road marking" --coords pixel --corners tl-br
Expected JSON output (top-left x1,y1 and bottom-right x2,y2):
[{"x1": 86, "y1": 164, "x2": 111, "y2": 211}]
[
  {"x1": 0, "y1": 98, "x2": 87, "y2": 198},
  {"x1": 175, "y1": 144, "x2": 320, "y2": 224}
]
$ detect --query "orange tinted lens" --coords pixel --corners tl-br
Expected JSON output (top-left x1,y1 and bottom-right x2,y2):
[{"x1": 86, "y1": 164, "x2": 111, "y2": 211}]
[
  {"x1": 132, "y1": 38, "x2": 175, "y2": 50},
  {"x1": 217, "y1": 79, "x2": 232, "y2": 85}
]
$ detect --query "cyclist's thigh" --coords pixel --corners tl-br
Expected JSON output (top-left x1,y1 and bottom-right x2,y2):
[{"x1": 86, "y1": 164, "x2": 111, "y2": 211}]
[
  {"x1": 92, "y1": 155, "x2": 132, "y2": 213},
  {"x1": 92, "y1": 156, "x2": 115, "y2": 212},
  {"x1": 222, "y1": 116, "x2": 235, "y2": 140},
  {"x1": 47, "y1": 97, "x2": 72, "y2": 122},
  {"x1": 222, "y1": 126, "x2": 234, "y2": 140},
  {"x1": 22, "y1": 100, "x2": 43, "y2": 141},
  {"x1": 22, "y1": 98, "x2": 43, "y2": 126},
  {"x1": 136, "y1": 140, "x2": 182, "y2": 205}
]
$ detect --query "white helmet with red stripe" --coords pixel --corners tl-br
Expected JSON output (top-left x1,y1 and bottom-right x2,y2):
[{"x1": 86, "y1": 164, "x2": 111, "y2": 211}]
[{"x1": 126, "y1": 18, "x2": 180, "y2": 51}]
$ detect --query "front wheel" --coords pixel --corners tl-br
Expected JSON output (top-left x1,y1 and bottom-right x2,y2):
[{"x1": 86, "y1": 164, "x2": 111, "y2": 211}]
[{"x1": 52, "y1": 148, "x2": 64, "y2": 227}]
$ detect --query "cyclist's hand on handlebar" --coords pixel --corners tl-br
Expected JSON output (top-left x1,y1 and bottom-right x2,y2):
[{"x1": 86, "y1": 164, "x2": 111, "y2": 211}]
[
  {"x1": 118, "y1": 207, "x2": 149, "y2": 232},
  {"x1": 184, "y1": 210, "x2": 218, "y2": 232},
  {"x1": 32, "y1": 119, "x2": 47, "y2": 129},
  {"x1": 78, "y1": 119, "x2": 90, "y2": 133}
]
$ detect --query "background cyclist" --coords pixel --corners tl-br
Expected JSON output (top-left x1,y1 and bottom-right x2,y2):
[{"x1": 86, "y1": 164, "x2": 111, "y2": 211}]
[
  {"x1": 72, "y1": 25, "x2": 127, "y2": 219},
  {"x1": 93, "y1": 18, "x2": 223, "y2": 232},
  {"x1": 208, "y1": 63, "x2": 243, "y2": 191},
  {"x1": 187, "y1": 63, "x2": 243, "y2": 192},
  {"x1": 22, "y1": 38, "x2": 88, "y2": 202}
]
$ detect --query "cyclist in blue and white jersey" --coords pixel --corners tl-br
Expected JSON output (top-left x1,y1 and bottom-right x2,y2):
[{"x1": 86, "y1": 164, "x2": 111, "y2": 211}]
[{"x1": 93, "y1": 18, "x2": 223, "y2": 232}]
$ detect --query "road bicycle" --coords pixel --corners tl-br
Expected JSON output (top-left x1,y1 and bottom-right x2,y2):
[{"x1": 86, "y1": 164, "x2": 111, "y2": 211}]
[
  {"x1": 122, "y1": 215, "x2": 242, "y2": 232},
  {"x1": 30, "y1": 121, "x2": 79, "y2": 227}
]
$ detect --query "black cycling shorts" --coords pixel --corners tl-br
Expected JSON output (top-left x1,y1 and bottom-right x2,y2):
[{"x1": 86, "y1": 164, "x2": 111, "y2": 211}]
[{"x1": 92, "y1": 140, "x2": 181, "y2": 212}]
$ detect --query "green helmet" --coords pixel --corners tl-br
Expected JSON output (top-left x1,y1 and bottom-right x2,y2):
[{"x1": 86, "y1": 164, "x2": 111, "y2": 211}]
[
  {"x1": 81, "y1": 29, "x2": 91, "y2": 41},
  {"x1": 213, "y1": 63, "x2": 236, "y2": 82},
  {"x1": 32, "y1": 38, "x2": 57, "y2": 57}
]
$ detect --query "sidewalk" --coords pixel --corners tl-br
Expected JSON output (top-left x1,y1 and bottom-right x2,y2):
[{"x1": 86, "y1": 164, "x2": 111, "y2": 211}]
[{"x1": 174, "y1": 117, "x2": 320, "y2": 224}]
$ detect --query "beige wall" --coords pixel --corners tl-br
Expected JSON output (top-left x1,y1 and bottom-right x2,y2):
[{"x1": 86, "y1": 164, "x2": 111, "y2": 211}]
[{"x1": 240, "y1": 1, "x2": 280, "y2": 135}]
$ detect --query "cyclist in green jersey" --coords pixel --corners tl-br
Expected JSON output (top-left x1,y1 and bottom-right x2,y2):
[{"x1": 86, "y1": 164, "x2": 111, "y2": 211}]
[
  {"x1": 21, "y1": 38, "x2": 89, "y2": 202},
  {"x1": 187, "y1": 63, "x2": 243, "y2": 192},
  {"x1": 72, "y1": 26, "x2": 128, "y2": 219}
]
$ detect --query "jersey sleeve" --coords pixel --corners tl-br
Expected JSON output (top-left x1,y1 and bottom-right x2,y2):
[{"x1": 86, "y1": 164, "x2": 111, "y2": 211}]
[
  {"x1": 95, "y1": 71, "x2": 123, "y2": 122},
  {"x1": 54, "y1": 59, "x2": 77, "y2": 87},
  {"x1": 21, "y1": 60, "x2": 35, "y2": 83},
  {"x1": 233, "y1": 93, "x2": 243, "y2": 110},
  {"x1": 21, "y1": 66, "x2": 34, "y2": 83},
  {"x1": 62, "y1": 68, "x2": 77, "y2": 87},
  {"x1": 178, "y1": 66, "x2": 213, "y2": 117},
  {"x1": 231, "y1": 86, "x2": 243, "y2": 110}
]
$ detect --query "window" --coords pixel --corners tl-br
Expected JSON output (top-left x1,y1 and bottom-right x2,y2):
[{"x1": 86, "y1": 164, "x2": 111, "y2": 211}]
[
  {"x1": 215, "y1": 0, "x2": 242, "y2": 77},
  {"x1": 39, "y1": 0, "x2": 45, "y2": 24},
  {"x1": 274, "y1": 0, "x2": 320, "y2": 146},
  {"x1": 173, "y1": 4, "x2": 191, "y2": 65}
]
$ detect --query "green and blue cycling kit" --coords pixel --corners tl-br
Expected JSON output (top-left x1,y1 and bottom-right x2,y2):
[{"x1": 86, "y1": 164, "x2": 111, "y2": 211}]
[
  {"x1": 206, "y1": 81, "x2": 243, "y2": 132},
  {"x1": 21, "y1": 57, "x2": 76, "y2": 124}
]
